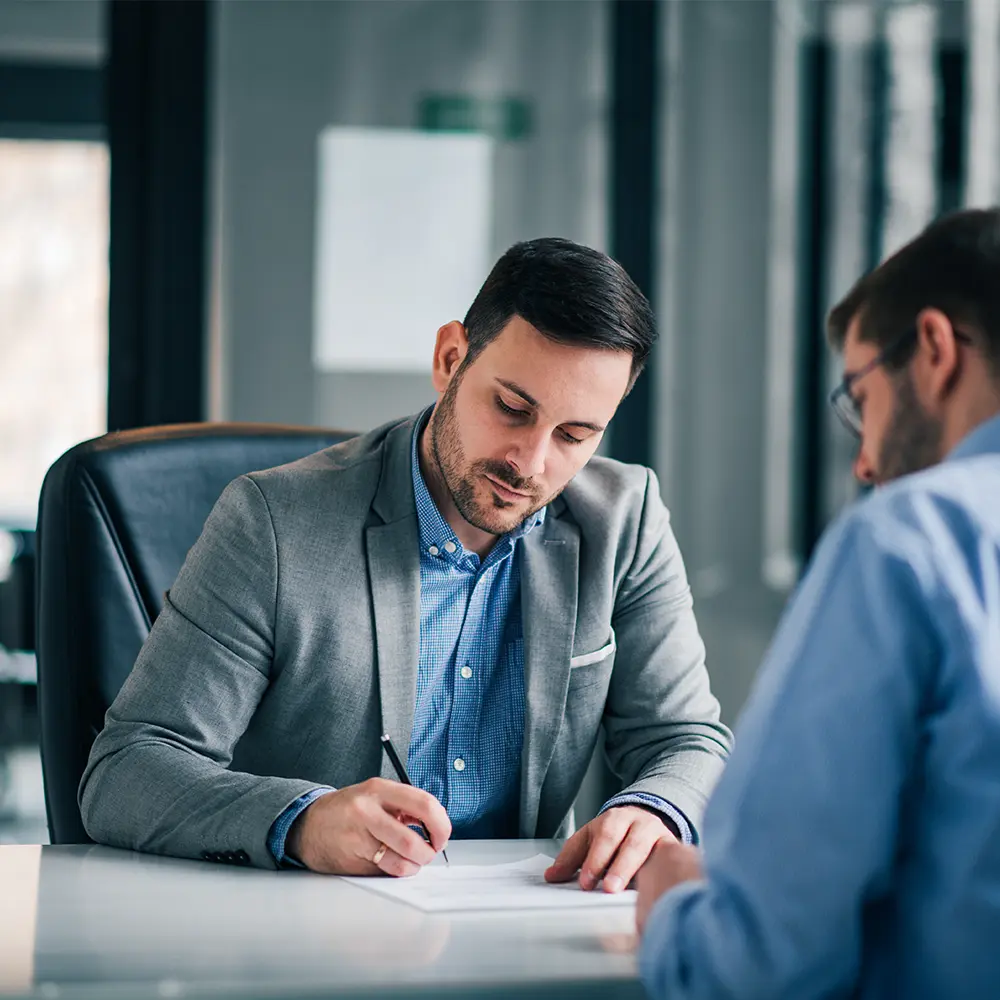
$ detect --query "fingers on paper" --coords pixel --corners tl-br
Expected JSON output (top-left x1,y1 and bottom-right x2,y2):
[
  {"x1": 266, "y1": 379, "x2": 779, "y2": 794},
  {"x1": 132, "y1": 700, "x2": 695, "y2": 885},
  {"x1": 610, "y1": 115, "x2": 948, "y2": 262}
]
[
  {"x1": 578, "y1": 818, "x2": 631, "y2": 891},
  {"x1": 600, "y1": 824, "x2": 662, "y2": 893},
  {"x1": 544, "y1": 825, "x2": 591, "y2": 882}
]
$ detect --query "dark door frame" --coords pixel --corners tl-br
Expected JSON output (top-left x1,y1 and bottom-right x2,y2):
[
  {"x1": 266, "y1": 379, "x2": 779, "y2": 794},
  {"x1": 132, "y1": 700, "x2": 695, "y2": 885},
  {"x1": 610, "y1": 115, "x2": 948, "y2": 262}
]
[
  {"x1": 608, "y1": 0, "x2": 658, "y2": 467},
  {"x1": 106, "y1": 0, "x2": 210, "y2": 430}
]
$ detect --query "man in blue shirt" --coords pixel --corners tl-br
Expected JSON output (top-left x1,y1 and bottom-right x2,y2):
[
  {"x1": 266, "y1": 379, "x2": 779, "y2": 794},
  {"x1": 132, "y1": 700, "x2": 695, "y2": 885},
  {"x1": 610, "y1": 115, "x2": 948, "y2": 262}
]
[
  {"x1": 81, "y1": 238, "x2": 732, "y2": 884},
  {"x1": 636, "y1": 208, "x2": 1000, "y2": 997}
]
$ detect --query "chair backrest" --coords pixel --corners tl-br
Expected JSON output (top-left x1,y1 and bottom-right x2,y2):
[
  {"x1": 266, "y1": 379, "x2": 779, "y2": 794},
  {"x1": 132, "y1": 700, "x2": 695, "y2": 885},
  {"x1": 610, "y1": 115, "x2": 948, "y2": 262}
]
[{"x1": 35, "y1": 423, "x2": 355, "y2": 843}]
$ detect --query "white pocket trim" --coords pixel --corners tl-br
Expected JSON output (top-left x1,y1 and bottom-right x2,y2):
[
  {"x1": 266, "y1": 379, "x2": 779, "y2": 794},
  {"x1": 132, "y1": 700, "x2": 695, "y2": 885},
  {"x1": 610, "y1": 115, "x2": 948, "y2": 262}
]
[{"x1": 570, "y1": 632, "x2": 617, "y2": 668}]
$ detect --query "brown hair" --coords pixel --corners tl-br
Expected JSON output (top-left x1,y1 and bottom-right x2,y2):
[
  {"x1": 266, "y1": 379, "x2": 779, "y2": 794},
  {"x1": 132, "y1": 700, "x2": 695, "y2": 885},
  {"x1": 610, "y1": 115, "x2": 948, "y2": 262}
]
[
  {"x1": 827, "y1": 208, "x2": 1000, "y2": 374},
  {"x1": 462, "y1": 238, "x2": 656, "y2": 390}
]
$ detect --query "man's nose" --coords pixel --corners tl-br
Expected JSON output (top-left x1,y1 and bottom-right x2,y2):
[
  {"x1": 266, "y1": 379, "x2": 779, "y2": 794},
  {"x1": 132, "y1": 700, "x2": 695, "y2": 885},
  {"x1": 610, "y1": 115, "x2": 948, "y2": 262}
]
[
  {"x1": 505, "y1": 427, "x2": 548, "y2": 480},
  {"x1": 853, "y1": 442, "x2": 877, "y2": 486}
]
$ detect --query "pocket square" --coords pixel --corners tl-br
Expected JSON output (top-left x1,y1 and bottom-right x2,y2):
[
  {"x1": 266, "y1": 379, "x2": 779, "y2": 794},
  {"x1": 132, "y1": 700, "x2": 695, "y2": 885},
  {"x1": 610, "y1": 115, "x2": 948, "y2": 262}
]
[{"x1": 570, "y1": 633, "x2": 617, "y2": 668}]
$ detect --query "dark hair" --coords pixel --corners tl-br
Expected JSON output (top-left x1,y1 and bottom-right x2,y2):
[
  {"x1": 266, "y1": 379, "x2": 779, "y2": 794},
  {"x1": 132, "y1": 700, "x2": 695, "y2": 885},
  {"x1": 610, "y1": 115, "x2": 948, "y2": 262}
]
[
  {"x1": 461, "y1": 237, "x2": 656, "y2": 389},
  {"x1": 827, "y1": 207, "x2": 1000, "y2": 375}
]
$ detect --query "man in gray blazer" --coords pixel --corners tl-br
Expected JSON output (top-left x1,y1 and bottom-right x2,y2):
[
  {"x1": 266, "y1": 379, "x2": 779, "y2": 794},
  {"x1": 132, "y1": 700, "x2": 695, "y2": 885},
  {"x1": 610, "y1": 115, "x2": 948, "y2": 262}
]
[{"x1": 81, "y1": 238, "x2": 731, "y2": 890}]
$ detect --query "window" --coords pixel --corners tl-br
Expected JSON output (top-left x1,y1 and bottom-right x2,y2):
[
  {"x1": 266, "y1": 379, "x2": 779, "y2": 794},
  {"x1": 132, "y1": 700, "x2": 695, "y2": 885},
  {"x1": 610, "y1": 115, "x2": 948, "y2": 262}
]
[{"x1": 0, "y1": 139, "x2": 108, "y2": 525}]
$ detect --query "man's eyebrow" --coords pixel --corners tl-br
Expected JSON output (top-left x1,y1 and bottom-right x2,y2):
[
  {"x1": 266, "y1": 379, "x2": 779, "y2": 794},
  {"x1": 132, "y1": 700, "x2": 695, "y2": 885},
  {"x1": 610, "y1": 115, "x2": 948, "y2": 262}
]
[
  {"x1": 494, "y1": 378, "x2": 606, "y2": 433},
  {"x1": 496, "y1": 378, "x2": 539, "y2": 407}
]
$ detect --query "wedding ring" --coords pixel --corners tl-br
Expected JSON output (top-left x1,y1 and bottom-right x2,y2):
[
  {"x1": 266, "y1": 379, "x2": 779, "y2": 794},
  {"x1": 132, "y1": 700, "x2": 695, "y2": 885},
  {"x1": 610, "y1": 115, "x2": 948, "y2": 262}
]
[{"x1": 372, "y1": 843, "x2": 388, "y2": 865}]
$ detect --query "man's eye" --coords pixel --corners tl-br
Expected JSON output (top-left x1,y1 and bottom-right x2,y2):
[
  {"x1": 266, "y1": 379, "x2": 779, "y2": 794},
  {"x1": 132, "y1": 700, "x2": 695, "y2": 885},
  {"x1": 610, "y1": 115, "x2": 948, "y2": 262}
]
[
  {"x1": 559, "y1": 430, "x2": 584, "y2": 445},
  {"x1": 496, "y1": 397, "x2": 527, "y2": 417}
]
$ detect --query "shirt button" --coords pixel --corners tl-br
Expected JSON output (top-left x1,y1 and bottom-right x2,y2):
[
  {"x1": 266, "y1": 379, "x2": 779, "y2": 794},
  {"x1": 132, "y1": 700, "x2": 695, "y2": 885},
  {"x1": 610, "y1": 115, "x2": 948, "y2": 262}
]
[
  {"x1": 444, "y1": 541, "x2": 457, "y2": 554},
  {"x1": 460, "y1": 665, "x2": 473, "y2": 680},
  {"x1": 453, "y1": 757, "x2": 466, "y2": 772},
  {"x1": 428, "y1": 545, "x2": 440, "y2": 556}
]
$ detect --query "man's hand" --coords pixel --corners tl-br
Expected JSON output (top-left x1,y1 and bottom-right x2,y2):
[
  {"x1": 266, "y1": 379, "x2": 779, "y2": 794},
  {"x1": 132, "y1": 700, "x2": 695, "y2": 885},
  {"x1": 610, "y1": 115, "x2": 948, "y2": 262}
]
[
  {"x1": 286, "y1": 778, "x2": 451, "y2": 876},
  {"x1": 544, "y1": 806, "x2": 674, "y2": 893},
  {"x1": 635, "y1": 836, "x2": 703, "y2": 933}
]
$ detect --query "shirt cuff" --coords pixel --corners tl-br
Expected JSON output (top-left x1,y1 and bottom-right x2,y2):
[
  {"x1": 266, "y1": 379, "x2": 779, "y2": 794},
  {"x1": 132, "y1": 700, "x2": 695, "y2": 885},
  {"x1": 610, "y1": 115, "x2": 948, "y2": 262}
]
[
  {"x1": 267, "y1": 787, "x2": 335, "y2": 867},
  {"x1": 599, "y1": 792, "x2": 696, "y2": 845},
  {"x1": 638, "y1": 878, "x2": 705, "y2": 996}
]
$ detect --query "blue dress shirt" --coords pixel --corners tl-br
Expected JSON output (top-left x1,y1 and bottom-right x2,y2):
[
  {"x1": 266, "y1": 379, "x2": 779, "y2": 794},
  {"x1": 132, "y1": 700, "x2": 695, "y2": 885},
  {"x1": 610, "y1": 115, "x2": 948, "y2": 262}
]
[
  {"x1": 269, "y1": 410, "x2": 691, "y2": 862},
  {"x1": 406, "y1": 411, "x2": 543, "y2": 837},
  {"x1": 640, "y1": 413, "x2": 1000, "y2": 1000}
]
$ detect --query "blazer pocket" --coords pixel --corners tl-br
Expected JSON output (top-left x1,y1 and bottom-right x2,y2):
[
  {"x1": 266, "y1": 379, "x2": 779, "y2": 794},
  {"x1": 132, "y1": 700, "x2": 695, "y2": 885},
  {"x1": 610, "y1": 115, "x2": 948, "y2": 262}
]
[{"x1": 570, "y1": 632, "x2": 616, "y2": 668}]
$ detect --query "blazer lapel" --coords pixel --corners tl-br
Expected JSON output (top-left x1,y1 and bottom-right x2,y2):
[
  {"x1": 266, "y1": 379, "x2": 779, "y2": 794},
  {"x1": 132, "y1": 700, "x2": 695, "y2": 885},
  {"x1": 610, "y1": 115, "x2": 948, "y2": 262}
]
[
  {"x1": 519, "y1": 509, "x2": 580, "y2": 836},
  {"x1": 366, "y1": 419, "x2": 422, "y2": 777}
]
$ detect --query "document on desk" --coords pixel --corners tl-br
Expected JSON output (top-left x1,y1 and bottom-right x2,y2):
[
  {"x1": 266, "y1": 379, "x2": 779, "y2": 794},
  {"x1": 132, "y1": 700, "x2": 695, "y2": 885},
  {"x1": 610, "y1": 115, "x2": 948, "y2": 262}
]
[{"x1": 340, "y1": 854, "x2": 637, "y2": 913}]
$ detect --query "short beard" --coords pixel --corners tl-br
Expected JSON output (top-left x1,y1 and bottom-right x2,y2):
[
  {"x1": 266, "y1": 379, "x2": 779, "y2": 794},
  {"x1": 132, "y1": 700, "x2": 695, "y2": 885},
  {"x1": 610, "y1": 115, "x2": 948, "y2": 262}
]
[
  {"x1": 877, "y1": 371, "x2": 944, "y2": 483},
  {"x1": 429, "y1": 370, "x2": 551, "y2": 535}
]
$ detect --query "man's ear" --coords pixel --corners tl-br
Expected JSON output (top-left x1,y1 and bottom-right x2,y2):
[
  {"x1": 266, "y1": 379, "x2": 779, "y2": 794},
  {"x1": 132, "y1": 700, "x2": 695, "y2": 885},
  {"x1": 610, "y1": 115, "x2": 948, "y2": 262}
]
[
  {"x1": 431, "y1": 321, "x2": 469, "y2": 394},
  {"x1": 914, "y1": 307, "x2": 962, "y2": 405}
]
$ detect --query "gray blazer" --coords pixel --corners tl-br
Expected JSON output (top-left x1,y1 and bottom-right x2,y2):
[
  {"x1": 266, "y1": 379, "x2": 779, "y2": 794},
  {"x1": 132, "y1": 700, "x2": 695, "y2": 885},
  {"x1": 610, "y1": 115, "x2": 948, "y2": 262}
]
[{"x1": 80, "y1": 415, "x2": 732, "y2": 869}]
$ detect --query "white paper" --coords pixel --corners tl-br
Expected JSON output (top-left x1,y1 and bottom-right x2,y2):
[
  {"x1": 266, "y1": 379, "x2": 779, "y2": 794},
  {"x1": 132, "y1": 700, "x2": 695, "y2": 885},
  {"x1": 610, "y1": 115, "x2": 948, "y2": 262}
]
[
  {"x1": 313, "y1": 126, "x2": 494, "y2": 373},
  {"x1": 339, "y1": 854, "x2": 637, "y2": 913}
]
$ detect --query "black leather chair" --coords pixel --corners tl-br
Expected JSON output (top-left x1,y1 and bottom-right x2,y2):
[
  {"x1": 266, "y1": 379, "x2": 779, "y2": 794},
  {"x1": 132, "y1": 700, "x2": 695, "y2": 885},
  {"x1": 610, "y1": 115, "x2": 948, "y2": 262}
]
[{"x1": 35, "y1": 423, "x2": 355, "y2": 844}]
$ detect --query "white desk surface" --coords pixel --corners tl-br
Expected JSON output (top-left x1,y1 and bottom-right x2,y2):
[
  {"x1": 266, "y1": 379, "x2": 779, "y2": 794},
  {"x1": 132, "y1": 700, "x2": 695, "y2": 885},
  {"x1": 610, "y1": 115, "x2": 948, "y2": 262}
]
[{"x1": 0, "y1": 840, "x2": 644, "y2": 1000}]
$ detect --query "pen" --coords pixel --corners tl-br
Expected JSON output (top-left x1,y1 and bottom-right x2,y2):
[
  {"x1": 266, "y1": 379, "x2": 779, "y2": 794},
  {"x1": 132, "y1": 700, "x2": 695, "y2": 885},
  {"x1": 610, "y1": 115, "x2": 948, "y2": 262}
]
[{"x1": 380, "y1": 732, "x2": 450, "y2": 866}]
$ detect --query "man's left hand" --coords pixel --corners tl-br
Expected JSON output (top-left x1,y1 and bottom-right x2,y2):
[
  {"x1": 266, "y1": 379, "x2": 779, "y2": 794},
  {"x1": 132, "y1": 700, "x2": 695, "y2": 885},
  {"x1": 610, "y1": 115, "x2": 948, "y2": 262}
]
[
  {"x1": 635, "y1": 837, "x2": 703, "y2": 933},
  {"x1": 544, "y1": 806, "x2": 673, "y2": 893}
]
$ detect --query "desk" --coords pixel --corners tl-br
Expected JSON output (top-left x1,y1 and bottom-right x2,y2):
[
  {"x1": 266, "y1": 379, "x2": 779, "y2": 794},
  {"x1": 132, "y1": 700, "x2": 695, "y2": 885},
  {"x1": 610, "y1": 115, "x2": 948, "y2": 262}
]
[{"x1": 0, "y1": 840, "x2": 643, "y2": 1000}]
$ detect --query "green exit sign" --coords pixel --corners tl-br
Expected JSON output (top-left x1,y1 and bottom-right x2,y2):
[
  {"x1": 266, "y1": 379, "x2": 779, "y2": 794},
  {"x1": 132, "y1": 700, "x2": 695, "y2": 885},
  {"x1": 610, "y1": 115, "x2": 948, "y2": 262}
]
[{"x1": 417, "y1": 95, "x2": 534, "y2": 141}]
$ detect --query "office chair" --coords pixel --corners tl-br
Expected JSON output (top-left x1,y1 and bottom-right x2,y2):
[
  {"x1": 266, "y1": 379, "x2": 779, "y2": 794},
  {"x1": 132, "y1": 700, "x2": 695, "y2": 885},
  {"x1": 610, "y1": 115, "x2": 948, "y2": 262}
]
[{"x1": 34, "y1": 423, "x2": 355, "y2": 844}]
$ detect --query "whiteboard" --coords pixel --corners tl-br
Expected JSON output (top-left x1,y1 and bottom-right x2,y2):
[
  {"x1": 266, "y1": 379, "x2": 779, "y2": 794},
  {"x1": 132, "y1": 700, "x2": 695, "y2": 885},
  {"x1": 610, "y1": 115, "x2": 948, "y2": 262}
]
[{"x1": 313, "y1": 126, "x2": 494, "y2": 372}]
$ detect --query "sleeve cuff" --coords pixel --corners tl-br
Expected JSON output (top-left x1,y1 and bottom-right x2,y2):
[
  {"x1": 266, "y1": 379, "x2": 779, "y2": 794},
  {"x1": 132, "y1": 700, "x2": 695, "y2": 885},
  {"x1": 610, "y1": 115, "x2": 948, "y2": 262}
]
[
  {"x1": 638, "y1": 879, "x2": 705, "y2": 995},
  {"x1": 267, "y1": 787, "x2": 335, "y2": 867},
  {"x1": 599, "y1": 792, "x2": 696, "y2": 845}
]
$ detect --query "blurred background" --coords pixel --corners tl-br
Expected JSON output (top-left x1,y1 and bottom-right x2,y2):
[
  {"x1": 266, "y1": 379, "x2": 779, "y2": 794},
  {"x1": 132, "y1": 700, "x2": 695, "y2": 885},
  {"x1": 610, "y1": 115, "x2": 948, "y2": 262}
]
[{"x1": 1, "y1": 0, "x2": 997, "y2": 843}]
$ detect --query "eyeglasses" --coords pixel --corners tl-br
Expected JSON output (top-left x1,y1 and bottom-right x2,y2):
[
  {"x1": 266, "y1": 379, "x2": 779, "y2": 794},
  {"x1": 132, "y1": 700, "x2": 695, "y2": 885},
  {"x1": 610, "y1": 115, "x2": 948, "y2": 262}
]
[{"x1": 828, "y1": 325, "x2": 973, "y2": 437}]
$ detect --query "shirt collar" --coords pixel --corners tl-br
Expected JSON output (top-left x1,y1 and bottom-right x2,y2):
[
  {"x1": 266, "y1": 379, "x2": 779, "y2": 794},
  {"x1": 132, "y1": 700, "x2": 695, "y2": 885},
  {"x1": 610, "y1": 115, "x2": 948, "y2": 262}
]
[
  {"x1": 947, "y1": 412, "x2": 1000, "y2": 463},
  {"x1": 410, "y1": 406, "x2": 546, "y2": 563}
]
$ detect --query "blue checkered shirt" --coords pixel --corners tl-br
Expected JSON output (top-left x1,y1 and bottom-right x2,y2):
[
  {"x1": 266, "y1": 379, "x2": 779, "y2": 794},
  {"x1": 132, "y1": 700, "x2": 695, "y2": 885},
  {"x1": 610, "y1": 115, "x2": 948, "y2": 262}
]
[
  {"x1": 267, "y1": 412, "x2": 693, "y2": 863},
  {"x1": 405, "y1": 414, "x2": 543, "y2": 837}
]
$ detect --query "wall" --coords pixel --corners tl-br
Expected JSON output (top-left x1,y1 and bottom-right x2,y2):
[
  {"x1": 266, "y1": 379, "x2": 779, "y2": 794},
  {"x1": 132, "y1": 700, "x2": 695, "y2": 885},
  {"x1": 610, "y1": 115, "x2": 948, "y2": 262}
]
[
  {"x1": 655, "y1": 0, "x2": 788, "y2": 724},
  {"x1": 0, "y1": 0, "x2": 103, "y2": 64}
]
